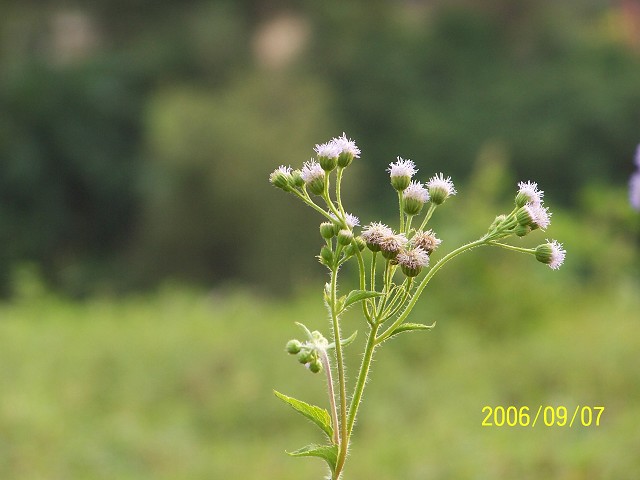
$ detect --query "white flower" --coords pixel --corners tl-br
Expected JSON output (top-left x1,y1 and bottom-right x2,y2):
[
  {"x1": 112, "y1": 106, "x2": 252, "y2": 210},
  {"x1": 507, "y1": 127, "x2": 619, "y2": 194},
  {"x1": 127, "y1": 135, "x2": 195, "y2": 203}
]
[
  {"x1": 314, "y1": 141, "x2": 341, "y2": 159},
  {"x1": 333, "y1": 132, "x2": 361, "y2": 159},
  {"x1": 427, "y1": 173, "x2": 456, "y2": 204},
  {"x1": 412, "y1": 230, "x2": 441, "y2": 254},
  {"x1": 300, "y1": 159, "x2": 325, "y2": 183},
  {"x1": 527, "y1": 203, "x2": 551, "y2": 230},
  {"x1": 329, "y1": 212, "x2": 360, "y2": 229},
  {"x1": 361, "y1": 222, "x2": 393, "y2": 251},
  {"x1": 397, "y1": 247, "x2": 430, "y2": 270},
  {"x1": 387, "y1": 157, "x2": 417, "y2": 179},
  {"x1": 379, "y1": 232, "x2": 408, "y2": 257},
  {"x1": 403, "y1": 181, "x2": 430, "y2": 203},
  {"x1": 517, "y1": 181, "x2": 544, "y2": 206},
  {"x1": 547, "y1": 240, "x2": 566, "y2": 270}
]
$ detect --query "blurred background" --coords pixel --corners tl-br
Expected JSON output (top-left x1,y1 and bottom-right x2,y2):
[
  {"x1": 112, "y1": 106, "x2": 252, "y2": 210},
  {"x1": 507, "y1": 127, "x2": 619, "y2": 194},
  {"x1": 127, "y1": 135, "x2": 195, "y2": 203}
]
[{"x1": 1, "y1": 0, "x2": 639, "y2": 479}]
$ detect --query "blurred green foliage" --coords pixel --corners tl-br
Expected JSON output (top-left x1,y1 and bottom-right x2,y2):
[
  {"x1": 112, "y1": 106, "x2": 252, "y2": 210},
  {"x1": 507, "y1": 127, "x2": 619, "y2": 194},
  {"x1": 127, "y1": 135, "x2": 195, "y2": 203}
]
[{"x1": 1, "y1": 0, "x2": 639, "y2": 294}]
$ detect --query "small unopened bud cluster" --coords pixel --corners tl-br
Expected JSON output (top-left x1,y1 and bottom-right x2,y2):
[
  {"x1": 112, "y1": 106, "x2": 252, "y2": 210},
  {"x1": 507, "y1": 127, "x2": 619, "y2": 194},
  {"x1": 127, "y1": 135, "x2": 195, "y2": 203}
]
[{"x1": 285, "y1": 331, "x2": 329, "y2": 374}]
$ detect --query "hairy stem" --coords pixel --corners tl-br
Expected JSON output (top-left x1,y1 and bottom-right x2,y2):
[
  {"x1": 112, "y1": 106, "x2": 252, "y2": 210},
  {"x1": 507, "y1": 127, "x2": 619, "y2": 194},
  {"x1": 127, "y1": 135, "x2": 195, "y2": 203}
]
[
  {"x1": 347, "y1": 324, "x2": 379, "y2": 436},
  {"x1": 318, "y1": 348, "x2": 340, "y2": 445}
]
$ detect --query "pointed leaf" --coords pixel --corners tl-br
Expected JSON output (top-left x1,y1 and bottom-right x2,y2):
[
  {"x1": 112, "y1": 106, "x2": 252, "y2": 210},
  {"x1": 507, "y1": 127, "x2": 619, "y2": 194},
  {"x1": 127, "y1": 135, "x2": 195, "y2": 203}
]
[
  {"x1": 327, "y1": 330, "x2": 358, "y2": 350},
  {"x1": 388, "y1": 322, "x2": 436, "y2": 339},
  {"x1": 343, "y1": 289, "x2": 383, "y2": 309},
  {"x1": 274, "y1": 391, "x2": 333, "y2": 439},
  {"x1": 287, "y1": 444, "x2": 338, "y2": 473}
]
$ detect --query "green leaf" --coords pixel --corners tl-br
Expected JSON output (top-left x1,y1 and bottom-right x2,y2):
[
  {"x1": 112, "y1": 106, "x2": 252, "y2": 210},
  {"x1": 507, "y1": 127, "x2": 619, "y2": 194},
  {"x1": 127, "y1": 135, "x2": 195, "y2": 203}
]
[
  {"x1": 342, "y1": 289, "x2": 383, "y2": 310},
  {"x1": 274, "y1": 391, "x2": 334, "y2": 440},
  {"x1": 388, "y1": 321, "x2": 436, "y2": 339},
  {"x1": 327, "y1": 330, "x2": 357, "y2": 350},
  {"x1": 287, "y1": 444, "x2": 339, "y2": 473}
]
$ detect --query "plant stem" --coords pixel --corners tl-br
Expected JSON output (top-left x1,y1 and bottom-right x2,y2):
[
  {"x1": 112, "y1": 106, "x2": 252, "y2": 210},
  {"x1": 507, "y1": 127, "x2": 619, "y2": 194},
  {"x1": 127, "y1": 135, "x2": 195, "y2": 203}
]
[
  {"x1": 376, "y1": 238, "x2": 488, "y2": 344},
  {"x1": 347, "y1": 324, "x2": 379, "y2": 436},
  {"x1": 318, "y1": 348, "x2": 340, "y2": 445},
  {"x1": 330, "y1": 267, "x2": 349, "y2": 478}
]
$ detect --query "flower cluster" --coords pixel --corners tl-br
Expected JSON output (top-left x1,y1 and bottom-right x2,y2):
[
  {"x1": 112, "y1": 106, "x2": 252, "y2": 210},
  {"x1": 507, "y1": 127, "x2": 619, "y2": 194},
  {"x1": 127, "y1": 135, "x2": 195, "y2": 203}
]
[{"x1": 285, "y1": 330, "x2": 329, "y2": 374}]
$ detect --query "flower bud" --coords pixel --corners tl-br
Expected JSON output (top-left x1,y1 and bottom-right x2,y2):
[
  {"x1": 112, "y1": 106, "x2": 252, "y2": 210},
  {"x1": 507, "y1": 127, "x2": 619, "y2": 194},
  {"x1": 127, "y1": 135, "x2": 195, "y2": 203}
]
[
  {"x1": 535, "y1": 240, "x2": 566, "y2": 270},
  {"x1": 388, "y1": 157, "x2": 416, "y2": 191},
  {"x1": 319, "y1": 246, "x2": 334, "y2": 266},
  {"x1": 320, "y1": 222, "x2": 336, "y2": 239},
  {"x1": 297, "y1": 350, "x2": 313, "y2": 364},
  {"x1": 308, "y1": 359, "x2": 323, "y2": 374},
  {"x1": 426, "y1": 173, "x2": 456, "y2": 205},
  {"x1": 301, "y1": 160, "x2": 326, "y2": 196},
  {"x1": 515, "y1": 181, "x2": 543, "y2": 207},
  {"x1": 269, "y1": 166, "x2": 293, "y2": 191},
  {"x1": 514, "y1": 224, "x2": 531, "y2": 237},
  {"x1": 286, "y1": 339, "x2": 302, "y2": 354},
  {"x1": 337, "y1": 151, "x2": 354, "y2": 168},
  {"x1": 290, "y1": 169, "x2": 304, "y2": 188},
  {"x1": 403, "y1": 181, "x2": 429, "y2": 216},
  {"x1": 337, "y1": 229, "x2": 354, "y2": 246},
  {"x1": 319, "y1": 155, "x2": 337, "y2": 172}
]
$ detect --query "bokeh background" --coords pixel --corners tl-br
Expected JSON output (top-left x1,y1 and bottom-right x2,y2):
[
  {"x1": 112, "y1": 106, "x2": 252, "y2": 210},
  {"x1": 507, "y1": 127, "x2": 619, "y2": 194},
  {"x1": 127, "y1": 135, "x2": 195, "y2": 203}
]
[{"x1": 1, "y1": 1, "x2": 639, "y2": 479}]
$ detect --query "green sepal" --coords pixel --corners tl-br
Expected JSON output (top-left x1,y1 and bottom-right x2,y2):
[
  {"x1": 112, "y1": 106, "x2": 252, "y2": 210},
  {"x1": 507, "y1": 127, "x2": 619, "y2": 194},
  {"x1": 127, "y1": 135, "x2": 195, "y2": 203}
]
[
  {"x1": 342, "y1": 289, "x2": 383, "y2": 310},
  {"x1": 273, "y1": 391, "x2": 334, "y2": 440},
  {"x1": 387, "y1": 321, "x2": 436, "y2": 339},
  {"x1": 295, "y1": 322, "x2": 313, "y2": 340},
  {"x1": 327, "y1": 330, "x2": 357, "y2": 350},
  {"x1": 287, "y1": 444, "x2": 339, "y2": 473}
]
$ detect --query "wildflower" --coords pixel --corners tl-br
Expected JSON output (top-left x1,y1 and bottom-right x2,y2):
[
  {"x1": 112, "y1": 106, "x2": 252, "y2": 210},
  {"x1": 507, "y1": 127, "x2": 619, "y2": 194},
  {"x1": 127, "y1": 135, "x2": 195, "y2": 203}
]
[
  {"x1": 630, "y1": 171, "x2": 640, "y2": 212},
  {"x1": 379, "y1": 232, "x2": 408, "y2": 260},
  {"x1": 427, "y1": 173, "x2": 456, "y2": 205},
  {"x1": 269, "y1": 165, "x2": 293, "y2": 191},
  {"x1": 301, "y1": 160, "x2": 326, "y2": 195},
  {"x1": 337, "y1": 229, "x2": 354, "y2": 246},
  {"x1": 397, "y1": 247, "x2": 430, "y2": 277},
  {"x1": 361, "y1": 222, "x2": 393, "y2": 252},
  {"x1": 315, "y1": 140, "x2": 341, "y2": 171},
  {"x1": 515, "y1": 181, "x2": 544, "y2": 207},
  {"x1": 320, "y1": 222, "x2": 337, "y2": 239},
  {"x1": 329, "y1": 212, "x2": 359, "y2": 230},
  {"x1": 403, "y1": 181, "x2": 430, "y2": 216},
  {"x1": 388, "y1": 157, "x2": 417, "y2": 191},
  {"x1": 412, "y1": 230, "x2": 441, "y2": 254},
  {"x1": 516, "y1": 203, "x2": 551, "y2": 230},
  {"x1": 535, "y1": 240, "x2": 566, "y2": 270},
  {"x1": 333, "y1": 132, "x2": 361, "y2": 167}
]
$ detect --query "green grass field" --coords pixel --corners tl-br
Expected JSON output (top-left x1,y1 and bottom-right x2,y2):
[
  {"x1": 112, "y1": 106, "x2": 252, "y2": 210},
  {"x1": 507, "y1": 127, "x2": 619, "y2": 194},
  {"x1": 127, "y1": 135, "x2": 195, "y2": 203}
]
[{"x1": 0, "y1": 273, "x2": 638, "y2": 480}]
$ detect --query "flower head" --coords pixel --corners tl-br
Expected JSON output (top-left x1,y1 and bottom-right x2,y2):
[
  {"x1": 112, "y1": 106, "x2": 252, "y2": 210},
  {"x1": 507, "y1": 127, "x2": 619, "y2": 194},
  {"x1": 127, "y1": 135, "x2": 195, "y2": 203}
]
[
  {"x1": 301, "y1": 159, "x2": 326, "y2": 195},
  {"x1": 535, "y1": 240, "x2": 566, "y2": 270},
  {"x1": 427, "y1": 173, "x2": 456, "y2": 204},
  {"x1": 412, "y1": 229, "x2": 441, "y2": 254},
  {"x1": 269, "y1": 165, "x2": 293, "y2": 190},
  {"x1": 403, "y1": 181, "x2": 429, "y2": 215},
  {"x1": 387, "y1": 157, "x2": 417, "y2": 191},
  {"x1": 334, "y1": 132, "x2": 361, "y2": 167},
  {"x1": 379, "y1": 232, "x2": 408, "y2": 259},
  {"x1": 361, "y1": 222, "x2": 393, "y2": 252},
  {"x1": 517, "y1": 202, "x2": 551, "y2": 230},
  {"x1": 630, "y1": 171, "x2": 640, "y2": 211},
  {"x1": 328, "y1": 212, "x2": 360, "y2": 230},
  {"x1": 516, "y1": 181, "x2": 544, "y2": 207},
  {"x1": 397, "y1": 247, "x2": 430, "y2": 277}
]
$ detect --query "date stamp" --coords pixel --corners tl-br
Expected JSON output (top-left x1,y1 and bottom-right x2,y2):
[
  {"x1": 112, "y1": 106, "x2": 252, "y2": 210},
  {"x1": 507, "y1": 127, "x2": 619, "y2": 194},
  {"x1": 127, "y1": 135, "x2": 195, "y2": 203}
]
[{"x1": 482, "y1": 405, "x2": 604, "y2": 427}]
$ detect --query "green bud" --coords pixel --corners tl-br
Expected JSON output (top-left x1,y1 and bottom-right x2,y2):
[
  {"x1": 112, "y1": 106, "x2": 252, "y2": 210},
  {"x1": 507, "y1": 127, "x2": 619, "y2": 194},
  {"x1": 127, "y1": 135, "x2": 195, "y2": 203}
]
[
  {"x1": 290, "y1": 169, "x2": 304, "y2": 188},
  {"x1": 306, "y1": 175, "x2": 325, "y2": 196},
  {"x1": 400, "y1": 263, "x2": 422, "y2": 278},
  {"x1": 308, "y1": 359, "x2": 323, "y2": 373},
  {"x1": 320, "y1": 222, "x2": 336, "y2": 239},
  {"x1": 403, "y1": 196, "x2": 425, "y2": 216},
  {"x1": 319, "y1": 155, "x2": 337, "y2": 172},
  {"x1": 337, "y1": 229, "x2": 354, "y2": 246},
  {"x1": 535, "y1": 243, "x2": 554, "y2": 265},
  {"x1": 286, "y1": 339, "x2": 302, "y2": 354},
  {"x1": 514, "y1": 224, "x2": 531, "y2": 237},
  {"x1": 390, "y1": 175, "x2": 411, "y2": 192},
  {"x1": 269, "y1": 167, "x2": 292, "y2": 191},
  {"x1": 337, "y1": 151, "x2": 354, "y2": 168},
  {"x1": 489, "y1": 214, "x2": 507, "y2": 231},
  {"x1": 320, "y1": 246, "x2": 334, "y2": 266},
  {"x1": 297, "y1": 350, "x2": 312, "y2": 364}
]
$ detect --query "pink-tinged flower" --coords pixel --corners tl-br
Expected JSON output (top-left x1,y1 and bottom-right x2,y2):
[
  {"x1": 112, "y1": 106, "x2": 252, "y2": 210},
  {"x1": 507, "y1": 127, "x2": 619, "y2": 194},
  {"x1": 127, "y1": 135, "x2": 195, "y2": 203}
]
[
  {"x1": 516, "y1": 181, "x2": 544, "y2": 207},
  {"x1": 518, "y1": 203, "x2": 551, "y2": 230},
  {"x1": 361, "y1": 222, "x2": 393, "y2": 252},
  {"x1": 387, "y1": 157, "x2": 417, "y2": 178},
  {"x1": 379, "y1": 232, "x2": 408, "y2": 259},
  {"x1": 269, "y1": 165, "x2": 293, "y2": 190},
  {"x1": 630, "y1": 171, "x2": 640, "y2": 211},
  {"x1": 300, "y1": 159, "x2": 324, "y2": 183},
  {"x1": 412, "y1": 230, "x2": 441, "y2": 254},
  {"x1": 397, "y1": 247, "x2": 430, "y2": 277},
  {"x1": 329, "y1": 212, "x2": 360, "y2": 229},
  {"x1": 403, "y1": 181, "x2": 429, "y2": 215},
  {"x1": 333, "y1": 132, "x2": 361, "y2": 159},
  {"x1": 536, "y1": 240, "x2": 566, "y2": 270},
  {"x1": 427, "y1": 173, "x2": 456, "y2": 204},
  {"x1": 314, "y1": 141, "x2": 342, "y2": 160}
]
